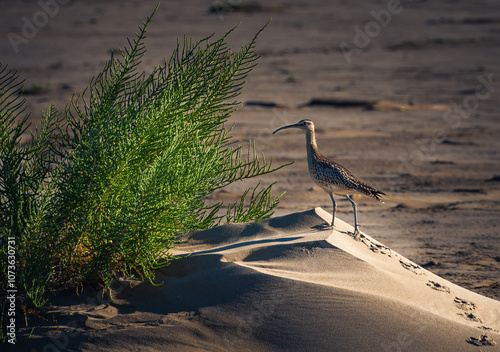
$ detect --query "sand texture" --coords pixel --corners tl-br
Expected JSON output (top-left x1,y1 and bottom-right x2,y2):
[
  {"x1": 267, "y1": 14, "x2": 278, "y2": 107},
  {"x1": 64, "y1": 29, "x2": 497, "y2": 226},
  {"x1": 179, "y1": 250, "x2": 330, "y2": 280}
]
[{"x1": 10, "y1": 209, "x2": 500, "y2": 351}]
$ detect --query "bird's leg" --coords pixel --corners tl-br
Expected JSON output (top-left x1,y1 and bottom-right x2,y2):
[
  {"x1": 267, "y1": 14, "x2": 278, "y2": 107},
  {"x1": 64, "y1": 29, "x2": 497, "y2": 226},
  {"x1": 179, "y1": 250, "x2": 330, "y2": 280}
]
[
  {"x1": 329, "y1": 194, "x2": 336, "y2": 227},
  {"x1": 346, "y1": 195, "x2": 360, "y2": 239}
]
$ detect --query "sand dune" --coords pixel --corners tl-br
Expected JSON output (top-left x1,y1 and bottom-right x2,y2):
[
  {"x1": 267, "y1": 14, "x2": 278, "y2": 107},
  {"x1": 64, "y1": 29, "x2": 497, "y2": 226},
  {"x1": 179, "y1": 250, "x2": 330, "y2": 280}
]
[
  {"x1": 165, "y1": 208, "x2": 500, "y2": 351},
  {"x1": 16, "y1": 208, "x2": 498, "y2": 352}
]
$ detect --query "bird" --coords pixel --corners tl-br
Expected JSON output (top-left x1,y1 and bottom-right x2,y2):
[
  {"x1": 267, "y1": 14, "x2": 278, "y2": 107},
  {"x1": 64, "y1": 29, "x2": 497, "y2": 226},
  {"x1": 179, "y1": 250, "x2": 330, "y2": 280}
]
[{"x1": 273, "y1": 119, "x2": 385, "y2": 238}]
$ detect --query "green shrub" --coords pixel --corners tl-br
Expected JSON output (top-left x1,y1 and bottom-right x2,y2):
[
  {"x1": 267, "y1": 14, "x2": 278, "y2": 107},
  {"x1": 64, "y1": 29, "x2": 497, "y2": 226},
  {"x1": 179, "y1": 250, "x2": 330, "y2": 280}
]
[{"x1": 0, "y1": 9, "x2": 285, "y2": 308}]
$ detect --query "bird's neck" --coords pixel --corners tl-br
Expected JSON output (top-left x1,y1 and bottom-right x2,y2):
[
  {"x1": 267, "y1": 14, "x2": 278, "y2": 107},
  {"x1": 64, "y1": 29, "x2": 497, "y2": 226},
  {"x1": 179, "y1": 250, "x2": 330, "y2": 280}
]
[{"x1": 305, "y1": 129, "x2": 320, "y2": 158}]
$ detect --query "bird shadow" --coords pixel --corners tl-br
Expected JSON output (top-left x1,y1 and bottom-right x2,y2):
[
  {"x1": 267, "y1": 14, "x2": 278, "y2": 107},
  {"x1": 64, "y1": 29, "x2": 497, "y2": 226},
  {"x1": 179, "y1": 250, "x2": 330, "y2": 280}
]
[
  {"x1": 312, "y1": 223, "x2": 350, "y2": 236},
  {"x1": 312, "y1": 223, "x2": 333, "y2": 230}
]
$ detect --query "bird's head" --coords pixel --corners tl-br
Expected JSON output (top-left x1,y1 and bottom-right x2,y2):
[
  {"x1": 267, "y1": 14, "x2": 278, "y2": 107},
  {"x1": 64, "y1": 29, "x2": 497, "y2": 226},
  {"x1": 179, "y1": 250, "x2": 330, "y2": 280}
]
[{"x1": 273, "y1": 119, "x2": 314, "y2": 134}]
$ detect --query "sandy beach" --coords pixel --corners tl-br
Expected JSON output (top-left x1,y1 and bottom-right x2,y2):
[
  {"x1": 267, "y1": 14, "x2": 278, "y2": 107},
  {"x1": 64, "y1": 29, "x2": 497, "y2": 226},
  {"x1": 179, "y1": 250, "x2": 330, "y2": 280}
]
[{"x1": 1, "y1": 0, "x2": 499, "y2": 350}]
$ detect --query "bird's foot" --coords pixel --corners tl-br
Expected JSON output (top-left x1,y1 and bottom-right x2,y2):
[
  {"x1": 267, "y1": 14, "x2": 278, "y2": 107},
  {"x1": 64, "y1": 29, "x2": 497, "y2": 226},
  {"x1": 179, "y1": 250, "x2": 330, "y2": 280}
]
[{"x1": 353, "y1": 229, "x2": 361, "y2": 241}]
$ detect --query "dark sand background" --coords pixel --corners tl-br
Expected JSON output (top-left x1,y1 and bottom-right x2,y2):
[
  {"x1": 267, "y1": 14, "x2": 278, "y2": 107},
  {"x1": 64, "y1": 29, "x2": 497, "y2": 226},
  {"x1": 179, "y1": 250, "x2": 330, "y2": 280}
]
[{"x1": 1, "y1": 0, "x2": 500, "y2": 349}]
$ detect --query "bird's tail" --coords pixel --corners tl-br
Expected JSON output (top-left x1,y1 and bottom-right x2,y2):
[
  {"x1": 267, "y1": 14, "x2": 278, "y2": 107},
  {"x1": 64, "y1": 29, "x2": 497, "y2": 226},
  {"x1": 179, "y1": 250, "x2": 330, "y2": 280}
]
[
  {"x1": 357, "y1": 182, "x2": 386, "y2": 203},
  {"x1": 371, "y1": 189, "x2": 386, "y2": 203}
]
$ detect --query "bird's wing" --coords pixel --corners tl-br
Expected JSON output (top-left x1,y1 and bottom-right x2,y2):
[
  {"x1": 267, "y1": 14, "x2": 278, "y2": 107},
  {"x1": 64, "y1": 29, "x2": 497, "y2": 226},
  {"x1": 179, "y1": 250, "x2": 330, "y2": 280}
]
[{"x1": 317, "y1": 156, "x2": 385, "y2": 201}]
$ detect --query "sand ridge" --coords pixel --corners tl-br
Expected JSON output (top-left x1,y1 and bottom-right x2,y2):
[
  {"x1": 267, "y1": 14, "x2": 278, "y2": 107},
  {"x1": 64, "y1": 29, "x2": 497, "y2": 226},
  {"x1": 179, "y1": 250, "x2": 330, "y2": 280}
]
[
  {"x1": 181, "y1": 208, "x2": 500, "y2": 333},
  {"x1": 113, "y1": 208, "x2": 500, "y2": 352},
  {"x1": 7, "y1": 209, "x2": 500, "y2": 351}
]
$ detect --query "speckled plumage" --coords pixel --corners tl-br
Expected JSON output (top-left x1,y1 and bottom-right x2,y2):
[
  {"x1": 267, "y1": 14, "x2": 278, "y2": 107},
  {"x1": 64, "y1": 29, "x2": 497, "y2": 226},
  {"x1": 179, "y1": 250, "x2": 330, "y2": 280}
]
[
  {"x1": 307, "y1": 144, "x2": 385, "y2": 201},
  {"x1": 273, "y1": 119, "x2": 385, "y2": 237}
]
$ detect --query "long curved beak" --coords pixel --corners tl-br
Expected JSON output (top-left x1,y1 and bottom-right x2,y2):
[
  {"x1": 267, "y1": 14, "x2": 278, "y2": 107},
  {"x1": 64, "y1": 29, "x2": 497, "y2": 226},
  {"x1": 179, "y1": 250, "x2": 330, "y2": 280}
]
[{"x1": 273, "y1": 123, "x2": 300, "y2": 134}]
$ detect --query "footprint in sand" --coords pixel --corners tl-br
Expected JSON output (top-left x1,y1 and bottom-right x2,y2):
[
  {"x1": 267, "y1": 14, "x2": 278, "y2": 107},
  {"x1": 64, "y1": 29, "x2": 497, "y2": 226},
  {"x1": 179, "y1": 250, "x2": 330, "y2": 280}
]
[
  {"x1": 479, "y1": 326, "x2": 500, "y2": 333},
  {"x1": 466, "y1": 334, "x2": 497, "y2": 347},
  {"x1": 454, "y1": 297, "x2": 477, "y2": 311},
  {"x1": 399, "y1": 259, "x2": 425, "y2": 275},
  {"x1": 454, "y1": 297, "x2": 483, "y2": 323},
  {"x1": 360, "y1": 236, "x2": 392, "y2": 256},
  {"x1": 426, "y1": 280, "x2": 451, "y2": 293}
]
